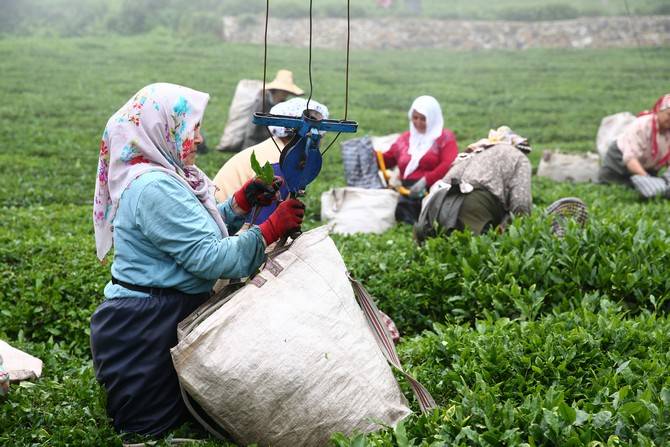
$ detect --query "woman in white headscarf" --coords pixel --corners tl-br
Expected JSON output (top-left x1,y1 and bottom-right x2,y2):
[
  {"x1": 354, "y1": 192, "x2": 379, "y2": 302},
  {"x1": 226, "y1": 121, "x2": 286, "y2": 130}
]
[
  {"x1": 381, "y1": 95, "x2": 459, "y2": 224},
  {"x1": 90, "y1": 83, "x2": 306, "y2": 438}
]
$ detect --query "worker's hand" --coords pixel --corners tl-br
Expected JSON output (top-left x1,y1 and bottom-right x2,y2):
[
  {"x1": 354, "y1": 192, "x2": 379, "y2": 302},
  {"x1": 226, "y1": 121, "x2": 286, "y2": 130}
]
[
  {"x1": 233, "y1": 177, "x2": 284, "y2": 213},
  {"x1": 258, "y1": 199, "x2": 305, "y2": 245},
  {"x1": 408, "y1": 177, "x2": 427, "y2": 199}
]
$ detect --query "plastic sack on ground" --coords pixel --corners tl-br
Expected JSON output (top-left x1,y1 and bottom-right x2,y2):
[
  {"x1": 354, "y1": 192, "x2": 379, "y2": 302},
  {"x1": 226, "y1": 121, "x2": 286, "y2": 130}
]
[
  {"x1": 536, "y1": 150, "x2": 600, "y2": 183},
  {"x1": 321, "y1": 187, "x2": 399, "y2": 235},
  {"x1": 596, "y1": 112, "x2": 635, "y2": 158},
  {"x1": 172, "y1": 227, "x2": 433, "y2": 446},
  {"x1": 216, "y1": 79, "x2": 263, "y2": 152},
  {"x1": 0, "y1": 340, "x2": 43, "y2": 382}
]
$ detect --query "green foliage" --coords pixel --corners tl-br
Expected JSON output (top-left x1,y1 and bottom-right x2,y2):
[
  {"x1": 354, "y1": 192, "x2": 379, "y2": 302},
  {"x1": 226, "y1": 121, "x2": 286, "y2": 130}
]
[
  {"x1": 250, "y1": 150, "x2": 275, "y2": 184},
  {"x1": 337, "y1": 180, "x2": 670, "y2": 333},
  {"x1": 363, "y1": 305, "x2": 670, "y2": 446},
  {"x1": 1, "y1": 35, "x2": 669, "y2": 445}
]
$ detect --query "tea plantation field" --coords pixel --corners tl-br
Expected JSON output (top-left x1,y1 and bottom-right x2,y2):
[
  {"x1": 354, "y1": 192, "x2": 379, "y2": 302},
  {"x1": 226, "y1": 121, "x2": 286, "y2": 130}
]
[{"x1": 0, "y1": 35, "x2": 669, "y2": 446}]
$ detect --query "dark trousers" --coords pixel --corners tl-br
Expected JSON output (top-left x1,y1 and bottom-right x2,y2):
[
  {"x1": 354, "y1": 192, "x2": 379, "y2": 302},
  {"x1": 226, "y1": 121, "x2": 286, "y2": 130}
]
[
  {"x1": 90, "y1": 291, "x2": 209, "y2": 437},
  {"x1": 395, "y1": 179, "x2": 423, "y2": 224}
]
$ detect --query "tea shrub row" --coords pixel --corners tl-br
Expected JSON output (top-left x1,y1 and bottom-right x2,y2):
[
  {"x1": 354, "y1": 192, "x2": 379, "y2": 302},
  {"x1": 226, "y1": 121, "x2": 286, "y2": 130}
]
[{"x1": 336, "y1": 305, "x2": 670, "y2": 446}]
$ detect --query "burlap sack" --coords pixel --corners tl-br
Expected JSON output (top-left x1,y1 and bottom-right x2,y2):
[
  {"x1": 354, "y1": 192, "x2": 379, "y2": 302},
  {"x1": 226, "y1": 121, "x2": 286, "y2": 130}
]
[
  {"x1": 321, "y1": 187, "x2": 399, "y2": 235},
  {"x1": 216, "y1": 80, "x2": 263, "y2": 152},
  {"x1": 171, "y1": 227, "x2": 422, "y2": 447}
]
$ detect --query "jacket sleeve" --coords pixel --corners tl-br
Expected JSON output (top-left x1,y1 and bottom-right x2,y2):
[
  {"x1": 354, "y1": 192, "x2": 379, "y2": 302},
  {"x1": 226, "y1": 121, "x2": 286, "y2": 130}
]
[
  {"x1": 382, "y1": 134, "x2": 404, "y2": 169},
  {"x1": 135, "y1": 179, "x2": 266, "y2": 281},
  {"x1": 506, "y1": 156, "x2": 532, "y2": 216},
  {"x1": 218, "y1": 198, "x2": 246, "y2": 235},
  {"x1": 423, "y1": 131, "x2": 459, "y2": 187}
]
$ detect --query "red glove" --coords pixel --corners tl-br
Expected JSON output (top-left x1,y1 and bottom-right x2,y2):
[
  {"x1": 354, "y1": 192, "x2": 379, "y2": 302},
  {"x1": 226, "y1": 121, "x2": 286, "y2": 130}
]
[
  {"x1": 258, "y1": 199, "x2": 305, "y2": 245},
  {"x1": 233, "y1": 177, "x2": 283, "y2": 213}
]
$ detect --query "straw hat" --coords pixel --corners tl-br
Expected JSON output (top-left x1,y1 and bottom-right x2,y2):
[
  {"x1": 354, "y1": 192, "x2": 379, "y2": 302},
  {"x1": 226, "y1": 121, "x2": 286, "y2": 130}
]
[{"x1": 265, "y1": 69, "x2": 304, "y2": 96}]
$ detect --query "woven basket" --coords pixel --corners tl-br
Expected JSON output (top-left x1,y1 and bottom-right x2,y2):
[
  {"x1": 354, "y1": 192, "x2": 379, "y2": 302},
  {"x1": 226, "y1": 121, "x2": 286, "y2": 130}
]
[{"x1": 545, "y1": 197, "x2": 589, "y2": 237}]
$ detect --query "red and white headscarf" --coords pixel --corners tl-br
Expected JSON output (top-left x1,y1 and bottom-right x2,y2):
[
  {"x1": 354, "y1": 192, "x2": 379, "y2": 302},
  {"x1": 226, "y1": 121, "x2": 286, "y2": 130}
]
[
  {"x1": 638, "y1": 93, "x2": 670, "y2": 162},
  {"x1": 93, "y1": 83, "x2": 227, "y2": 261},
  {"x1": 405, "y1": 95, "x2": 444, "y2": 177}
]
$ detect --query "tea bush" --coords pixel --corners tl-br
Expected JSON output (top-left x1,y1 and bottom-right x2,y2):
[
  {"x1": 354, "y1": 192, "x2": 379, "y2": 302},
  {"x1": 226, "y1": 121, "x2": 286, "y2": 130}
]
[
  {"x1": 351, "y1": 305, "x2": 670, "y2": 446},
  {"x1": 1, "y1": 36, "x2": 669, "y2": 445}
]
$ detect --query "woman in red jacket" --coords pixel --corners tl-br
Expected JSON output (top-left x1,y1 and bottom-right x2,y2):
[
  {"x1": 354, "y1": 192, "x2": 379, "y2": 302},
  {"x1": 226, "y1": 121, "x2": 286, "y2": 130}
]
[{"x1": 383, "y1": 95, "x2": 459, "y2": 224}]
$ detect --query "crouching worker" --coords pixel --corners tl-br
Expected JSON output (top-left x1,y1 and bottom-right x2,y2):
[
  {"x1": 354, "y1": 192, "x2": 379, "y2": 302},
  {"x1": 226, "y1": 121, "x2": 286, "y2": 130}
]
[
  {"x1": 212, "y1": 97, "x2": 328, "y2": 224},
  {"x1": 599, "y1": 93, "x2": 670, "y2": 186},
  {"x1": 414, "y1": 126, "x2": 532, "y2": 243},
  {"x1": 90, "y1": 83, "x2": 305, "y2": 438}
]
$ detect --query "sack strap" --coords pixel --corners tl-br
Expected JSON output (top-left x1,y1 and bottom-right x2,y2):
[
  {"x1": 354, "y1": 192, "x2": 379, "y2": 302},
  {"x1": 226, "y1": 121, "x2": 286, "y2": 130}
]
[
  {"x1": 347, "y1": 273, "x2": 437, "y2": 413},
  {"x1": 179, "y1": 382, "x2": 229, "y2": 441}
]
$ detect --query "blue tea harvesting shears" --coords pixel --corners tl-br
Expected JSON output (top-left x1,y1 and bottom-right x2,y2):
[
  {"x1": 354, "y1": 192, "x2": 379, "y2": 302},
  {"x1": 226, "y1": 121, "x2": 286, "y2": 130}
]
[{"x1": 252, "y1": 110, "x2": 358, "y2": 193}]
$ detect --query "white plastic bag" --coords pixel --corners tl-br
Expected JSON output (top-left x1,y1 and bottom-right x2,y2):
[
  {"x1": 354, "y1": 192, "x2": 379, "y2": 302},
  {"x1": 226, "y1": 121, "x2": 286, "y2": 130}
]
[
  {"x1": 216, "y1": 79, "x2": 263, "y2": 152},
  {"x1": 596, "y1": 112, "x2": 635, "y2": 158},
  {"x1": 321, "y1": 187, "x2": 399, "y2": 235},
  {"x1": 171, "y1": 227, "x2": 433, "y2": 447}
]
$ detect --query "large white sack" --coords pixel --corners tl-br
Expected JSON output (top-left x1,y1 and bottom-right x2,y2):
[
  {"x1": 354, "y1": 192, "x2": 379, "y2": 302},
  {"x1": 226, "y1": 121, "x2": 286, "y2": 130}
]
[
  {"x1": 596, "y1": 112, "x2": 635, "y2": 158},
  {"x1": 371, "y1": 133, "x2": 400, "y2": 153},
  {"x1": 536, "y1": 150, "x2": 600, "y2": 183},
  {"x1": 171, "y1": 227, "x2": 412, "y2": 447},
  {"x1": 321, "y1": 187, "x2": 399, "y2": 235},
  {"x1": 0, "y1": 340, "x2": 42, "y2": 381},
  {"x1": 216, "y1": 79, "x2": 263, "y2": 152}
]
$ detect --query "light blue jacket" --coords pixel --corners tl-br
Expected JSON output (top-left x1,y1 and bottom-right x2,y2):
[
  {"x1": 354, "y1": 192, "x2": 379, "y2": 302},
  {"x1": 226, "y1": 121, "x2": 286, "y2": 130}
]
[{"x1": 105, "y1": 171, "x2": 266, "y2": 298}]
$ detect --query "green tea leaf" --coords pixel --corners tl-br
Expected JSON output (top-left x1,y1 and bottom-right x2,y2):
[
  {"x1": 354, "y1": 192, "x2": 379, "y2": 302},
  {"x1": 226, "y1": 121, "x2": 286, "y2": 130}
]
[
  {"x1": 394, "y1": 421, "x2": 410, "y2": 447},
  {"x1": 250, "y1": 150, "x2": 275, "y2": 183},
  {"x1": 558, "y1": 402, "x2": 576, "y2": 425},
  {"x1": 250, "y1": 150, "x2": 262, "y2": 176}
]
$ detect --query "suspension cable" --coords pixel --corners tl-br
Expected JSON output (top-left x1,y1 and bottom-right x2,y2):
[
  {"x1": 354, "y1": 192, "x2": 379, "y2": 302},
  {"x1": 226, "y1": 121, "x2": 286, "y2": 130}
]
[
  {"x1": 321, "y1": 0, "x2": 351, "y2": 156},
  {"x1": 306, "y1": 0, "x2": 314, "y2": 111},
  {"x1": 262, "y1": 0, "x2": 283, "y2": 153}
]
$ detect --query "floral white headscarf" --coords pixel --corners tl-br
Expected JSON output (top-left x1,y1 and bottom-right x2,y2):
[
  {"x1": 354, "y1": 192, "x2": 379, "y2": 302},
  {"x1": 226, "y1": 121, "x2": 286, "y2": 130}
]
[
  {"x1": 467, "y1": 126, "x2": 531, "y2": 153},
  {"x1": 93, "y1": 83, "x2": 227, "y2": 260},
  {"x1": 268, "y1": 98, "x2": 329, "y2": 138},
  {"x1": 406, "y1": 95, "x2": 444, "y2": 177}
]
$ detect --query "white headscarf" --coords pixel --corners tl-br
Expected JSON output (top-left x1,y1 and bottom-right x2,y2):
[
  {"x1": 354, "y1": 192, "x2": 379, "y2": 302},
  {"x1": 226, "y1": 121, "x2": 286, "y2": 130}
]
[
  {"x1": 93, "y1": 83, "x2": 227, "y2": 261},
  {"x1": 405, "y1": 95, "x2": 444, "y2": 177},
  {"x1": 268, "y1": 98, "x2": 329, "y2": 138}
]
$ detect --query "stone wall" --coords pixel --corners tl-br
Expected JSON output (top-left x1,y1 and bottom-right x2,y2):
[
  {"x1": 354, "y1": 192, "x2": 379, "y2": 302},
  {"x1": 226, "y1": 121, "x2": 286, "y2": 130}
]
[{"x1": 222, "y1": 15, "x2": 670, "y2": 50}]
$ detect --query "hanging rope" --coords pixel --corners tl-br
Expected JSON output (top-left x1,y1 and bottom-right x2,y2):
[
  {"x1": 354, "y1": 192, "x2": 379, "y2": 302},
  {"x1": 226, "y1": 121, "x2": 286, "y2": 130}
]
[
  {"x1": 262, "y1": 0, "x2": 284, "y2": 154},
  {"x1": 321, "y1": 0, "x2": 352, "y2": 156},
  {"x1": 306, "y1": 0, "x2": 314, "y2": 111},
  {"x1": 260, "y1": 0, "x2": 352, "y2": 156}
]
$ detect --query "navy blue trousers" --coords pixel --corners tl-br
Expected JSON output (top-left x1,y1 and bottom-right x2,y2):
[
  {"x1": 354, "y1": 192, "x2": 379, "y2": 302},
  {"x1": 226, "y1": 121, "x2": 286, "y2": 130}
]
[{"x1": 90, "y1": 291, "x2": 209, "y2": 437}]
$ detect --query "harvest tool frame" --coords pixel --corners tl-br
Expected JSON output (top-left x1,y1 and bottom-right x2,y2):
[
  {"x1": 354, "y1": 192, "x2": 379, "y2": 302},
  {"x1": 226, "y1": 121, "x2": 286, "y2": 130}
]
[{"x1": 253, "y1": 0, "x2": 358, "y2": 194}]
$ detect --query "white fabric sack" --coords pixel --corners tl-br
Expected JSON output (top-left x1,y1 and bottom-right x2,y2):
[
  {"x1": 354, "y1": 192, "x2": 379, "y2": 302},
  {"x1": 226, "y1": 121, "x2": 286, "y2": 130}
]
[
  {"x1": 216, "y1": 79, "x2": 263, "y2": 151},
  {"x1": 371, "y1": 133, "x2": 400, "y2": 153},
  {"x1": 321, "y1": 187, "x2": 399, "y2": 235},
  {"x1": 536, "y1": 150, "x2": 600, "y2": 183},
  {"x1": 171, "y1": 227, "x2": 413, "y2": 447},
  {"x1": 596, "y1": 112, "x2": 635, "y2": 158},
  {"x1": 0, "y1": 340, "x2": 42, "y2": 382}
]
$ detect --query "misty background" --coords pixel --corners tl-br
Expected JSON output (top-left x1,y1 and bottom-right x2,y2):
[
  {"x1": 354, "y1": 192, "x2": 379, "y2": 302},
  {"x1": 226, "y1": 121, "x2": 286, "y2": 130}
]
[{"x1": 2, "y1": 0, "x2": 669, "y2": 38}]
